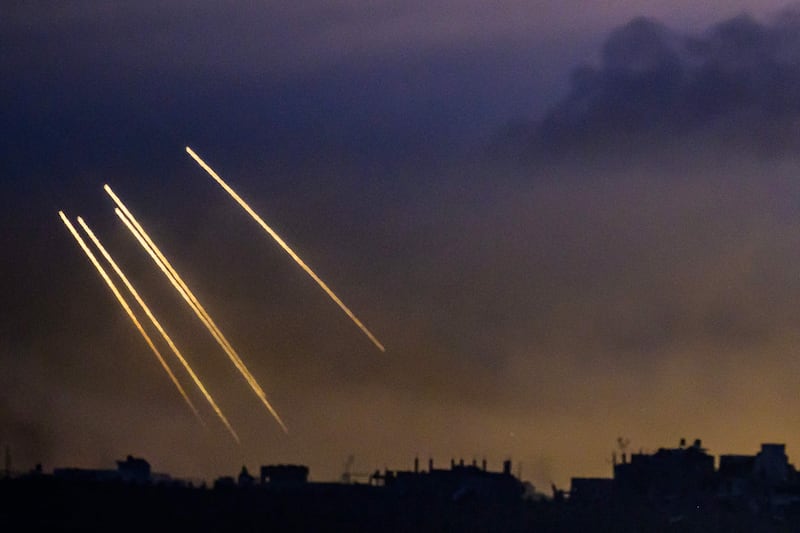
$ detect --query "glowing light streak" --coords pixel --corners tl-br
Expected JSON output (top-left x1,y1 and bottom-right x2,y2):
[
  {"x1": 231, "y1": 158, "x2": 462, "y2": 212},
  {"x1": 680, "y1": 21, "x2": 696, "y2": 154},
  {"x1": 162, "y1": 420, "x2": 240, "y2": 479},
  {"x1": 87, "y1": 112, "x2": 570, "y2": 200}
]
[
  {"x1": 58, "y1": 211, "x2": 203, "y2": 426},
  {"x1": 185, "y1": 146, "x2": 386, "y2": 353},
  {"x1": 77, "y1": 217, "x2": 240, "y2": 443},
  {"x1": 105, "y1": 189, "x2": 288, "y2": 433}
]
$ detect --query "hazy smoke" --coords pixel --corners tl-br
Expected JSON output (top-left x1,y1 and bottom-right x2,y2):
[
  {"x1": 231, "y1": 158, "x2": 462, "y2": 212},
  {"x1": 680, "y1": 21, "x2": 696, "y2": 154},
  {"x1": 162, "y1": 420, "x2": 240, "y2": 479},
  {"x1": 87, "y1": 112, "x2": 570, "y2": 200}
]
[
  {"x1": 8, "y1": 5, "x2": 800, "y2": 490},
  {"x1": 503, "y1": 8, "x2": 800, "y2": 159}
]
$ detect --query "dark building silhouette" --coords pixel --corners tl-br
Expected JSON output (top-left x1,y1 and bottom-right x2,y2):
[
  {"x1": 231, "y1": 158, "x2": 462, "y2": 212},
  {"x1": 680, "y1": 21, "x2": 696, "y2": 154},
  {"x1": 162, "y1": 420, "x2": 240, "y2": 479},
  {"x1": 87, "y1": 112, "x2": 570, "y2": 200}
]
[
  {"x1": 754, "y1": 443, "x2": 792, "y2": 486},
  {"x1": 53, "y1": 455, "x2": 152, "y2": 485},
  {"x1": 569, "y1": 477, "x2": 613, "y2": 505},
  {"x1": 238, "y1": 466, "x2": 255, "y2": 487},
  {"x1": 718, "y1": 453, "x2": 756, "y2": 499},
  {"x1": 260, "y1": 464, "x2": 309, "y2": 486},
  {"x1": 12, "y1": 440, "x2": 800, "y2": 531},
  {"x1": 613, "y1": 438, "x2": 715, "y2": 503},
  {"x1": 374, "y1": 458, "x2": 525, "y2": 503},
  {"x1": 52, "y1": 467, "x2": 120, "y2": 483},
  {"x1": 566, "y1": 438, "x2": 800, "y2": 530},
  {"x1": 117, "y1": 455, "x2": 150, "y2": 484},
  {"x1": 213, "y1": 475, "x2": 236, "y2": 490}
]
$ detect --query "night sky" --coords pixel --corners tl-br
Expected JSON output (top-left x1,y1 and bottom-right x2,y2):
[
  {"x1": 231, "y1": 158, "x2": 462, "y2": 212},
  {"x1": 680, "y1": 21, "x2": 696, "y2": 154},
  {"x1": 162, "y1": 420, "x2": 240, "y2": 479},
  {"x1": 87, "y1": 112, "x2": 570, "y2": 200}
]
[{"x1": 5, "y1": 1, "x2": 800, "y2": 488}]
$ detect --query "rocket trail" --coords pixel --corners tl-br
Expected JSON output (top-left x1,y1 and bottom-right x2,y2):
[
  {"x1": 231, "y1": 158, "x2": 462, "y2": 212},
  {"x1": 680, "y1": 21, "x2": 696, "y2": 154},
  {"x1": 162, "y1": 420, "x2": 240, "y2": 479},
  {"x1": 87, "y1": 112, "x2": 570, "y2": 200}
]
[
  {"x1": 113, "y1": 207, "x2": 288, "y2": 434},
  {"x1": 185, "y1": 146, "x2": 386, "y2": 353},
  {"x1": 111, "y1": 208, "x2": 231, "y2": 382},
  {"x1": 104, "y1": 189, "x2": 288, "y2": 434},
  {"x1": 57, "y1": 211, "x2": 204, "y2": 426},
  {"x1": 76, "y1": 217, "x2": 241, "y2": 443}
]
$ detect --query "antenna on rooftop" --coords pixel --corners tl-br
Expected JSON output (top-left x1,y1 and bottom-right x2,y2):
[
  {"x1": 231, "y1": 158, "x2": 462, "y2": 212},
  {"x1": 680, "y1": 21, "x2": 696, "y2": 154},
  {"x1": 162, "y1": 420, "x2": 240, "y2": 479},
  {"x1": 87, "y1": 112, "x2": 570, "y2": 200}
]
[{"x1": 617, "y1": 436, "x2": 631, "y2": 464}]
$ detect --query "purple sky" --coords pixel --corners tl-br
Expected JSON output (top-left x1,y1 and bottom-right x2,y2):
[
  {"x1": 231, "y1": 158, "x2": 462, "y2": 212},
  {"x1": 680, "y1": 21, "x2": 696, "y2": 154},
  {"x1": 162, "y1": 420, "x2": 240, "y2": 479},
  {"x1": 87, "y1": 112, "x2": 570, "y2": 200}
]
[{"x1": 5, "y1": 2, "x2": 800, "y2": 489}]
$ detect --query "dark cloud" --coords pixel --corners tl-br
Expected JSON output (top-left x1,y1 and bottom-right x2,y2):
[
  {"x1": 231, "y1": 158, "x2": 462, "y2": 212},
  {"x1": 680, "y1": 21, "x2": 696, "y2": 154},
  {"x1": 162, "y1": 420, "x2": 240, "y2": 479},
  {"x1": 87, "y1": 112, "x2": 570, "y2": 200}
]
[
  {"x1": 501, "y1": 8, "x2": 800, "y2": 160},
  {"x1": 8, "y1": 3, "x2": 800, "y2": 491}
]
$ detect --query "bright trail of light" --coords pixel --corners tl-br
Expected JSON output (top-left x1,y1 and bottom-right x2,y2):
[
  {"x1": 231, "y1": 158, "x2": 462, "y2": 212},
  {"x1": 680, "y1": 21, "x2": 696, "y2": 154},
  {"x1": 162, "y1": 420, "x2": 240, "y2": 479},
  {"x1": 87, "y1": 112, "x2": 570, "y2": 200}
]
[
  {"x1": 185, "y1": 146, "x2": 386, "y2": 353},
  {"x1": 58, "y1": 211, "x2": 204, "y2": 426},
  {"x1": 111, "y1": 206, "x2": 288, "y2": 435},
  {"x1": 104, "y1": 189, "x2": 288, "y2": 434},
  {"x1": 112, "y1": 208, "x2": 230, "y2": 381},
  {"x1": 76, "y1": 217, "x2": 240, "y2": 443},
  {"x1": 105, "y1": 186, "x2": 210, "y2": 342}
]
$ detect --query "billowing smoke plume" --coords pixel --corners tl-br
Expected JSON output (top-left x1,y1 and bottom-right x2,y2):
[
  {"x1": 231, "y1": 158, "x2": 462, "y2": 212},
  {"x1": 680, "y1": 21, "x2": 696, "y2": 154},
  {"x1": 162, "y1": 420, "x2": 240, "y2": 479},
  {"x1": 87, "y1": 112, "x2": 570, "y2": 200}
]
[{"x1": 503, "y1": 8, "x2": 800, "y2": 160}]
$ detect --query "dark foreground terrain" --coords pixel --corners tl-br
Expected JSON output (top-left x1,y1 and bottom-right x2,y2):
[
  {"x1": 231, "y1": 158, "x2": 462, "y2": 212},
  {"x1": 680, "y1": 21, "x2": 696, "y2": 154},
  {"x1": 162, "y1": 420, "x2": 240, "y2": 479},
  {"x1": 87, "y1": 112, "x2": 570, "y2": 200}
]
[{"x1": 2, "y1": 475, "x2": 800, "y2": 532}]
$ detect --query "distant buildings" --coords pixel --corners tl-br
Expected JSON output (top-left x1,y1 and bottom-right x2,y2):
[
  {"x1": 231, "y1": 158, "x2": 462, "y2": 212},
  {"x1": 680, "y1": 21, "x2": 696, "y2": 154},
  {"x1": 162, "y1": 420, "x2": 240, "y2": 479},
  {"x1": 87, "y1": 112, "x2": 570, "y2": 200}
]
[
  {"x1": 117, "y1": 455, "x2": 150, "y2": 484},
  {"x1": 570, "y1": 438, "x2": 800, "y2": 521},
  {"x1": 613, "y1": 438, "x2": 715, "y2": 501},
  {"x1": 260, "y1": 464, "x2": 309, "y2": 486},
  {"x1": 373, "y1": 458, "x2": 525, "y2": 503},
  {"x1": 7, "y1": 438, "x2": 800, "y2": 530},
  {"x1": 211, "y1": 457, "x2": 527, "y2": 503},
  {"x1": 52, "y1": 455, "x2": 184, "y2": 487}
]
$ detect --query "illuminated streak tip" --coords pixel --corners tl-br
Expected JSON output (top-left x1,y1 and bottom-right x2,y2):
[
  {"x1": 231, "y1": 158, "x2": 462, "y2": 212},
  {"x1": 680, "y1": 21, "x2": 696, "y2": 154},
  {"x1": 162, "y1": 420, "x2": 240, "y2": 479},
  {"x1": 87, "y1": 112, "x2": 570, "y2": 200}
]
[
  {"x1": 57, "y1": 212, "x2": 204, "y2": 427},
  {"x1": 108, "y1": 198, "x2": 288, "y2": 434},
  {"x1": 106, "y1": 186, "x2": 208, "y2": 322},
  {"x1": 76, "y1": 216, "x2": 240, "y2": 444},
  {"x1": 184, "y1": 146, "x2": 386, "y2": 353}
]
